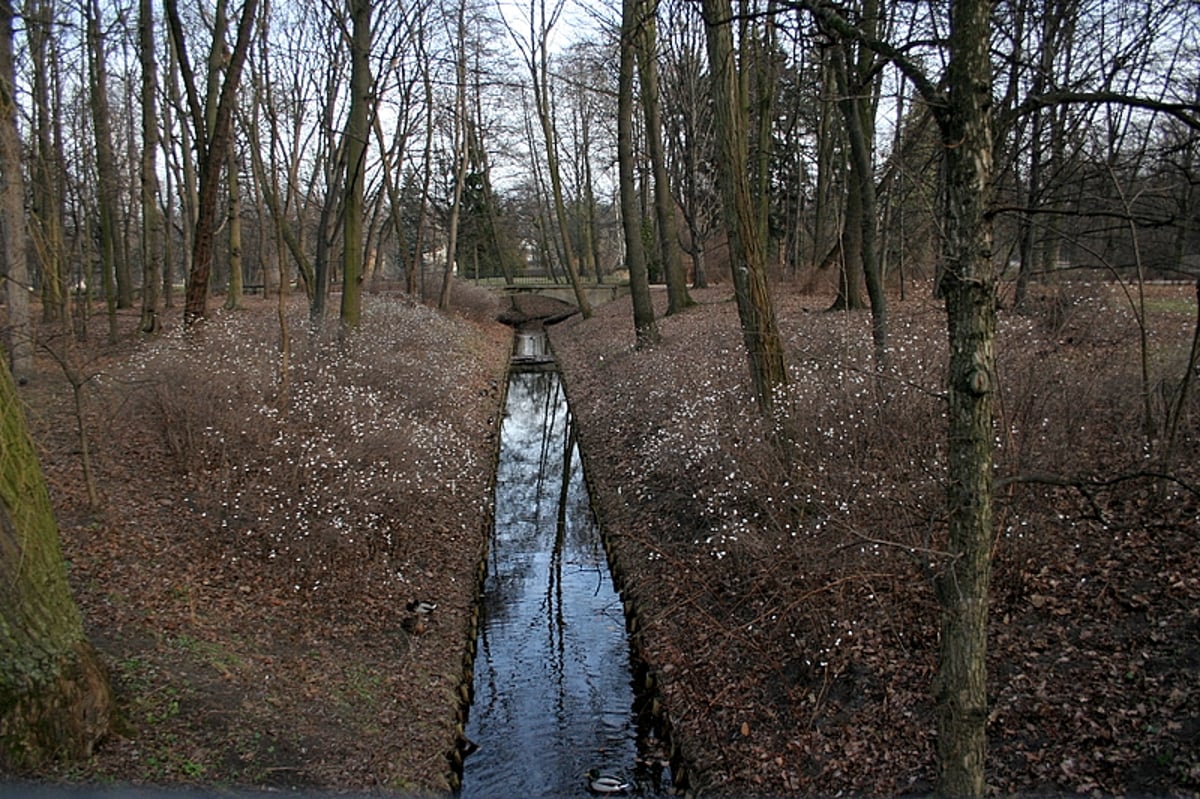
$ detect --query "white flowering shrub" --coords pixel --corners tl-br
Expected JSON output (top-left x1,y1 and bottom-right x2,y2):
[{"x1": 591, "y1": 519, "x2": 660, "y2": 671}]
[{"x1": 120, "y1": 296, "x2": 500, "y2": 601}]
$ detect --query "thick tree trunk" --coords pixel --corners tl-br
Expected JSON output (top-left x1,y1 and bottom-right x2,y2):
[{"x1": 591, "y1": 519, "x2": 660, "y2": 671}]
[
  {"x1": 934, "y1": 0, "x2": 995, "y2": 794},
  {"x1": 831, "y1": 167, "x2": 866, "y2": 310},
  {"x1": 701, "y1": 0, "x2": 787, "y2": 416},
  {"x1": 812, "y1": 51, "x2": 838, "y2": 273},
  {"x1": 0, "y1": 353, "x2": 113, "y2": 768}
]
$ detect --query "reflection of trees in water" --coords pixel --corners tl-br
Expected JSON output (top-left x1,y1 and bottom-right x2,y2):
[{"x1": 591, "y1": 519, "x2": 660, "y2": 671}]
[
  {"x1": 481, "y1": 370, "x2": 608, "y2": 651},
  {"x1": 463, "y1": 365, "x2": 643, "y2": 798}
]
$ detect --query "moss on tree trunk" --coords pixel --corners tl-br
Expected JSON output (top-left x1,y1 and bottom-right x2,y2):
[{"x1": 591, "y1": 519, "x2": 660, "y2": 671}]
[{"x1": 0, "y1": 351, "x2": 113, "y2": 769}]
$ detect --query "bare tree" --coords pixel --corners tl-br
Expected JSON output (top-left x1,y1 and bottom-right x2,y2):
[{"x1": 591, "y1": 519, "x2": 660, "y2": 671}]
[
  {"x1": 827, "y1": 12, "x2": 888, "y2": 365},
  {"x1": 166, "y1": 0, "x2": 260, "y2": 325},
  {"x1": 439, "y1": 0, "x2": 469, "y2": 310},
  {"x1": 636, "y1": 0, "x2": 692, "y2": 313},
  {"x1": 26, "y1": 0, "x2": 69, "y2": 328},
  {"x1": 506, "y1": 0, "x2": 593, "y2": 316},
  {"x1": 700, "y1": 0, "x2": 788, "y2": 416},
  {"x1": 794, "y1": 0, "x2": 997, "y2": 791},
  {"x1": 619, "y1": 0, "x2": 659, "y2": 347},
  {"x1": 0, "y1": 0, "x2": 31, "y2": 380},
  {"x1": 660, "y1": 0, "x2": 717, "y2": 288},
  {"x1": 224, "y1": 147, "x2": 246, "y2": 310},
  {"x1": 85, "y1": 0, "x2": 121, "y2": 342},
  {"x1": 340, "y1": 0, "x2": 370, "y2": 329},
  {"x1": 139, "y1": 0, "x2": 163, "y2": 334}
]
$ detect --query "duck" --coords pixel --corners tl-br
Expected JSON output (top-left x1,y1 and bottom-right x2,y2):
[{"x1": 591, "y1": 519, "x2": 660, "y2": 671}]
[
  {"x1": 405, "y1": 599, "x2": 437, "y2": 615},
  {"x1": 586, "y1": 768, "x2": 632, "y2": 795}
]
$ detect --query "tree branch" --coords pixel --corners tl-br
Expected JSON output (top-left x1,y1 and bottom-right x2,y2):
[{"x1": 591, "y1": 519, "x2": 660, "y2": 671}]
[
  {"x1": 1008, "y1": 91, "x2": 1200, "y2": 131},
  {"x1": 779, "y1": 0, "x2": 943, "y2": 112}
]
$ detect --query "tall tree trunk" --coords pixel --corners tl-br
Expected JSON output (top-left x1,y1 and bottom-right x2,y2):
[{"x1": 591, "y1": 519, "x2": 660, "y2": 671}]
[
  {"x1": 441, "y1": 2, "x2": 468, "y2": 311},
  {"x1": 832, "y1": 162, "x2": 866, "y2": 309},
  {"x1": 468, "y1": 113, "x2": 514, "y2": 285},
  {"x1": 0, "y1": 0, "x2": 31, "y2": 381},
  {"x1": 224, "y1": 148, "x2": 244, "y2": 310},
  {"x1": 138, "y1": 0, "x2": 162, "y2": 334},
  {"x1": 701, "y1": 0, "x2": 787, "y2": 416},
  {"x1": 0, "y1": 347, "x2": 114, "y2": 768},
  {"x1": 341, "y1": 0, "x2": 370, "y2": 329},
  {"x1": 372, "y1": 112, "x2": 415, "y2": 289},
  {"x1": 86, "y1": 0, "x2": 121, "y2": 342},
  {"x1": 165, "y1": 36, "x2": 192, "y2": 306},
  {"x1": 812, "y1": 49, "x2": 838, "y2": 272},
  {"x1": 28, "y1": 0, "x2": 68, "y2": 328},
  {"x1": 620, "y1": 0, "x2": 659, "y2": 348},
  {"x1": 1013, "y1": 0, "x2": 1067, "y2": 309},
  {"x1": 166, "y1": 0, "x2": 259, "y2": 326},
  {"x1": 575, "y1": 103, "x2": 598, "y2": 283},
  {"x1": 831, "y1": 38, "x2": 888, "y2": 365},
  {"x1": 411, "y1": 53, "x2": 435, "y2": 298},
  {"x1": 934, "y1": 0, "x2": 995, "y2": 793},
  {"x1": 636, "y1": 0, "x2": 691, "y2": 314},
  {"x1": 749, "y1": 0, "x2": 775, "y2": 252}
]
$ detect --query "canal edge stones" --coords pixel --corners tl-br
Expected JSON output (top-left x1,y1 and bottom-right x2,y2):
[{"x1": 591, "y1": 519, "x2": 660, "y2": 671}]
[
  {"x1": 446, "y1": 356, "x2": 510, "y2": 790},
  {"x1": 549, "y1": 336, "x2": 699, "y2": 798}
]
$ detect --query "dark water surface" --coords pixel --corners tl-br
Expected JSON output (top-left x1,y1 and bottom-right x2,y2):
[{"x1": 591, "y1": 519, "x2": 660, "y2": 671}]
[{"x1": 459, "y1": 360, "x2": 662, "y2": 798}]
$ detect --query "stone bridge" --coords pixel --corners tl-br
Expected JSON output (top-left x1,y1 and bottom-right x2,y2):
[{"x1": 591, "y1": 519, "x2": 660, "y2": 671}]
[
  {"x1": 494, "y1": 282, "x2": 626, "y2": 329},
  {"x1": 491, "y1": 279, "x2": 628, "y2": 309}
]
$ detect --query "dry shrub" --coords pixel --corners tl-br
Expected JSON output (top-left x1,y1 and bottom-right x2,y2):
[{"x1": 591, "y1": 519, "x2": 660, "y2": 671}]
[
  {"x1": 554, "y1": 285, "x2": 1199, "y2": 794},
  {"x1": 120, "y1": 297, "x2": 500, "y2": 608},
  {"x1": 418, "y1": 271, "x2": 502, "y2": 324}
]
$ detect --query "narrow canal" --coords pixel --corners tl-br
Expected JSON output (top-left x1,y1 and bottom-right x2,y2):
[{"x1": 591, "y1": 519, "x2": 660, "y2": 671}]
[{"x1": 459, "y1": 332, "x2": 667, "y2": 797}]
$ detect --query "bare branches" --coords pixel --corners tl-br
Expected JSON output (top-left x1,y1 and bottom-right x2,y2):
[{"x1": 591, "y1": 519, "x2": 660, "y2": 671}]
[{"x1": 1009, "y1": 91, "x2": 1200, "y2": 132}]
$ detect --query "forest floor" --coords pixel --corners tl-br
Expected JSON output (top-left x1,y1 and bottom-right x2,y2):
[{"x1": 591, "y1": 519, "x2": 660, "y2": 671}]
[{"x1": 11, "y1": 278, "x2": 1200, "y2": 798}]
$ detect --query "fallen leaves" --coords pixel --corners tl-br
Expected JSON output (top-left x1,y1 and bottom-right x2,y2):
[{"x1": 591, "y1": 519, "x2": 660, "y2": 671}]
[{"x1": 553, "y1": 285, "x2": 1200, "y2": 797}]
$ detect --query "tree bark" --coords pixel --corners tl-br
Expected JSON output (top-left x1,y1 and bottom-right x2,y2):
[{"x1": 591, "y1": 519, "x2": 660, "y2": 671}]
[
  {"x1": 27, "y1": 0, "x2": 68, "y2": 328},
  {"x1": 167, "y1": 0, "x2": 259, "y2": 326},
  {"x1": 138, "y1": 0, "x2": 163, "y2": 335},
  {"x1": 812, "y1": 49, "x2": 838, "y2": 273},
  {"x1": 0, "y1": 0, "x2": 31, "y2": 381},
  {"x1": 636, "y1": 0, "x2": 692, "y2": 314},
  {"x1": 701, "y1": 0, "x2": 788, "y2": 416},
  {"x1": 341, "y1": 0, "x2": 370, "y2": 329},
  {"x1": 86, "y1": 0, "x2": 122, "y2": 343},
  {"x1": 0, "y1": 347, "x2": 113, "y2": 768},
  {"x1": 830, "y1": 37, "x2": 888, "y2": 365},
  {"x1": 620, "y1": 0, "x2": 660, "y2": 348},
  {"x1": 934, "y1": 0, "x2": 995, "y2": 793},
  {"x1": 224, "y1": 147, "x2": 245, "y2": 310}
]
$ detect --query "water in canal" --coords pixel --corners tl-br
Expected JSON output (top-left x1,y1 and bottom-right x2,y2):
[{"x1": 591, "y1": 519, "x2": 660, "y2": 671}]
[{"x1": 459, "y1": 333, "x2": 667, "y2": 797}]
